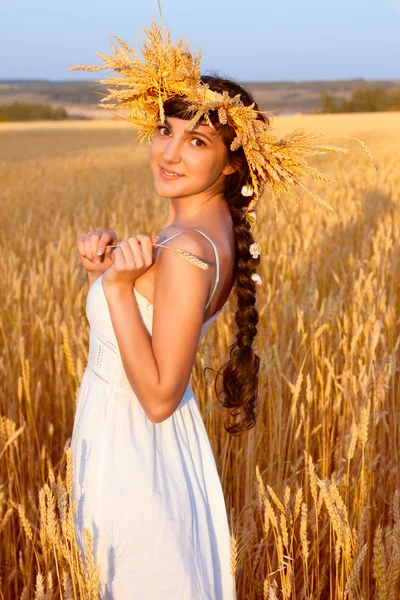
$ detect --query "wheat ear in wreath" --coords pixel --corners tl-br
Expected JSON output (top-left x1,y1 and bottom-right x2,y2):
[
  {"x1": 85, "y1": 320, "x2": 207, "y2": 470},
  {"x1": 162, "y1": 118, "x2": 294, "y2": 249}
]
[{"x1": 106, "y1": 243, "x2": 210, "y2": 271}]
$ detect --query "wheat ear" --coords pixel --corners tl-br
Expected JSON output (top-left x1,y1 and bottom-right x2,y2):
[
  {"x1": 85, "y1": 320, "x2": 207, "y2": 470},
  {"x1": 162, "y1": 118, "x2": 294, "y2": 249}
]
[
  {"x1": 105, "y1": 243, "x2": 210, "y2": 270},
  {"x1": 323, "y1": 135, "x2": 379, "y2": 170}
]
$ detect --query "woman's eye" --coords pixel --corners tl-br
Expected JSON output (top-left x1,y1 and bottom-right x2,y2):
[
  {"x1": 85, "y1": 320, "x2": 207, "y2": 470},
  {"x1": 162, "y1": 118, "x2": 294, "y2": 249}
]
[
  {"x1": 155, "y1": 124, "x2": 169, "y2": 136},
  {"x1": 191, "y1": 138, "x2": 205, "y2": 148}
]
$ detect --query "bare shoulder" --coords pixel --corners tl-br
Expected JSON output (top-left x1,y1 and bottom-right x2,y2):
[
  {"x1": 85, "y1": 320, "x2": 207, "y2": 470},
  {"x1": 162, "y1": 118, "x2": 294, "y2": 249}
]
[
  {"x1": 154, "y1": 225, "x2": 235, "y2": 314},
  {"x1": 157, "y1": 229, "x2": 218, "y2": 264}
]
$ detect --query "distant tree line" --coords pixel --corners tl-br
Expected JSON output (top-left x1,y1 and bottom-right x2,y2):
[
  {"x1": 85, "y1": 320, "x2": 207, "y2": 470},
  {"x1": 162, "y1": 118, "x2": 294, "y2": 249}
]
[
  {"x1": 320, "y1": 86, "x2": 400, "y2": 113},
  {"x1": 0, "y1": 102, "x2": 68, "y2": 122}
]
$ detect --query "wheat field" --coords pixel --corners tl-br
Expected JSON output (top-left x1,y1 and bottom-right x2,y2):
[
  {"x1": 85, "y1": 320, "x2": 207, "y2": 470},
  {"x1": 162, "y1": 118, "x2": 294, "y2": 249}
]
[{"x1": 0, "y1": 112, "x2": 399, "y2": 599}]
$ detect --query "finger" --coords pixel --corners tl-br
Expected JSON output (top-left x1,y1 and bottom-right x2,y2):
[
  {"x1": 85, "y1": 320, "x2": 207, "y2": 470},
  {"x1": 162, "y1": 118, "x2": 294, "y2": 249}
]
[
  {"x1": 84, "y1": 233, "x2": 95, "y2": 261},
  {"x1": 118, "y1": 240, "x2": 136, "y2": 270},
  {"x1": 83, "y1": 232, "x2": 97, "y2": 262},
  {"x1": 91, "y1": 230, "x2": 104, "y2": 261},
  {"x1": 76, "y1": 233, "x2": 87, "y2": 256},
  {"x1": 112, "y1": 246, "x2": 127, "y2": 272},
  {"x1": 136, "y1": 234, "x2": 154, "y2": 266},
  {"x1": 97, "y1": 231, "x2": 116, "y2": 257},
  {"x1": 108, "y1": 230, "x2": 117, "y2": 244},
  {"x1": 127, "y1": 237, "x2": 145, "y2": 269}
]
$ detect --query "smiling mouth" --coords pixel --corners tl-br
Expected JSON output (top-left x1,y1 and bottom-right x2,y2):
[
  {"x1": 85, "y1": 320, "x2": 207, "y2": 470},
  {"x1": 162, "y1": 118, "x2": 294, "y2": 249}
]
[{"x1": 159, "y1": 166, "x2": 184, "y2": 178}]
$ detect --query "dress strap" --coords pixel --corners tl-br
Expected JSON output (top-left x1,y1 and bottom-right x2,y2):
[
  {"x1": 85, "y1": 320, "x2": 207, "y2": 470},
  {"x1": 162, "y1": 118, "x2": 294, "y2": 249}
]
[
  {"x1": 157, "y1": 231, "x2": 185, "y2": 246},
  {"x1": 192, "y1": 229, "x2": 220, "y2": 312}
]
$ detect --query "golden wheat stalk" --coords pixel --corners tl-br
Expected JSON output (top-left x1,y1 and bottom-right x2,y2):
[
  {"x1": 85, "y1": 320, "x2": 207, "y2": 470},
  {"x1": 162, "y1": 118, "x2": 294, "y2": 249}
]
[
  {"x1": 325, "y1": 135, "x2": 379, "y2": 170},
  {"x1": 105, "y1": 242, "x2": 211, "y2": 270}
]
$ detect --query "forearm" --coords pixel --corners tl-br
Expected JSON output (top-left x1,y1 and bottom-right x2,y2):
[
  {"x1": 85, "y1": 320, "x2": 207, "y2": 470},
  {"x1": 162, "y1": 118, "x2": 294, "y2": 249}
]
[
  {"x1": 88, "y1": 271, "x2": 102, "y2": 288},
  {"x1": 102, "y1": 282, "x2": 163, "y2": 421}
]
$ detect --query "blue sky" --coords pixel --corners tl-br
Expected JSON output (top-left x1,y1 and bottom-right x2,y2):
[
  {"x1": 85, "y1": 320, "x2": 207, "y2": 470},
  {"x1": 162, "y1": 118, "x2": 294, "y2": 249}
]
[{"x1": 2, "y1": 0, "x2": 399, "y2": 82}]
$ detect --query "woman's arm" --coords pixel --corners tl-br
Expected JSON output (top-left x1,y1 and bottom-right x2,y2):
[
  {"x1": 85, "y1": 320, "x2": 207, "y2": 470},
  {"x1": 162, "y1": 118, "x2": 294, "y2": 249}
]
[
  {"x1": 88, "y1": 271, "x2": 102, "y2": 288},
  {"x1": 102, "y1": 231, "x2": 215, "y2": 423}
]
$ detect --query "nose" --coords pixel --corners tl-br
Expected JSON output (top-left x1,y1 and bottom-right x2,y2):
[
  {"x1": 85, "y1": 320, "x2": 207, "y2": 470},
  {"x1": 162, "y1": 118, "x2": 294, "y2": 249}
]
[{"x1": 162, "y1": 136, "x2": 182, "y2": 164}]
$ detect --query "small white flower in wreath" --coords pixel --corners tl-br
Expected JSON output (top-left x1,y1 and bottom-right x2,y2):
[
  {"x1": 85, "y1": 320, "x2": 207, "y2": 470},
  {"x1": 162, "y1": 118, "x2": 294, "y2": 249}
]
[
  {"x1": 249, "y1": 242, "x2": 261, "y2": 259},
  {"x1": 241, "y1": 184, "x2": 254, "y2": 197},
  {"x1": 251, "y1": 273, "x2": 262, "y2": 286}
]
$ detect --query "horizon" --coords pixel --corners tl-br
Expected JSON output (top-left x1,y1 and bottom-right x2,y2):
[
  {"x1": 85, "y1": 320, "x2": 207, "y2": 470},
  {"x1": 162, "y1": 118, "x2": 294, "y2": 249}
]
[{"x1": 1, "y1": 76, "x2": 398, "y2": 85}]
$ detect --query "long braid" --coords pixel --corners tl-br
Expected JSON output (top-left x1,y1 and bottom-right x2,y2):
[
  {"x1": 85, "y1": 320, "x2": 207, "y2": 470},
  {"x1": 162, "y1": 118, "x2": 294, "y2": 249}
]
[{"x1": 215, "y1": 204, "x2": 261, "y2": 435}]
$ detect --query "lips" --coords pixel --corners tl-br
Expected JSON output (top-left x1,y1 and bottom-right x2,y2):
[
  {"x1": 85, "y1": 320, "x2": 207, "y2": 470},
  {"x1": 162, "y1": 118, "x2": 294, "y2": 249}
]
[{"x1": 159, "y1": 166, "x2": 184, "y2": 179}]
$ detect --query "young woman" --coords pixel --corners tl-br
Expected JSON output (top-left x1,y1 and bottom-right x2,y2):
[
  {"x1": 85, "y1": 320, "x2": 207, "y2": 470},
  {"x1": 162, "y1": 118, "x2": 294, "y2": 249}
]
[{"x1": 71, "y1": 76, "x2": 266, "y2": 599}]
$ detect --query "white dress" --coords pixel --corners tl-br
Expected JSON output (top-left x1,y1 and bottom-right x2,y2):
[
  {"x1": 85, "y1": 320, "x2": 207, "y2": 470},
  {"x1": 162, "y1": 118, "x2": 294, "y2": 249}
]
[{"x1": 70, "y1": 229, "x2": 237, "y2": 599}]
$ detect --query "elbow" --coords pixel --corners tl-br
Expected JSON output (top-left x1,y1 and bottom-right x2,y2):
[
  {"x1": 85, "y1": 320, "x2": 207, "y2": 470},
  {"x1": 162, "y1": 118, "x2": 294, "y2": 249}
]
[
  {"x1": 145, "y1": 392, "x2": 180, "y2": 424},
  {"x1": 146, "y1": 411, "x2": 167, "y2": 424},
  {"x1": 146, "y1": 405, "x2": 173, "y2": 424}
]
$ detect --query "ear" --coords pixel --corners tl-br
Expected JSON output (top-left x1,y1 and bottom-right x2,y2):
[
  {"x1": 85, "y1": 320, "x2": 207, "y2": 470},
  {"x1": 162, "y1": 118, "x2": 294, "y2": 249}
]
[{"x1": 222, "y1": 157, "x2": 242, "y2": 176}]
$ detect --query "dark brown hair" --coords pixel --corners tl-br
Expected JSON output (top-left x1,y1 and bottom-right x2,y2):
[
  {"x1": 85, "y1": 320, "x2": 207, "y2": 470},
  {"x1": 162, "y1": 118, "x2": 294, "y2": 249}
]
[{"x1": 163, "y1": 75, "x2": 270, "y2": 436}]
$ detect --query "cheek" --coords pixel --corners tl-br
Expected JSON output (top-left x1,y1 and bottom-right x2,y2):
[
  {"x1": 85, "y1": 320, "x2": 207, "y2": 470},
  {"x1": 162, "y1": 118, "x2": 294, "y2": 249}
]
[
  {"x1": 190, "y1": 152, "x2": 223, "y2": 181},
  {"x1": 150, "y1": 139, "x2": 162, "y2": 166}
]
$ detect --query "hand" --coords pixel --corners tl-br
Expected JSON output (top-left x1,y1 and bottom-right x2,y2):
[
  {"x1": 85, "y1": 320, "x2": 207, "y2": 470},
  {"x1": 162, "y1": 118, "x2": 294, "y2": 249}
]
[
  {"x1": 77, "y1": 228, "x2": 117, "y2": 274},
  {"x1": 102, "y1": 234, "x2": 159, "y2": 292}
]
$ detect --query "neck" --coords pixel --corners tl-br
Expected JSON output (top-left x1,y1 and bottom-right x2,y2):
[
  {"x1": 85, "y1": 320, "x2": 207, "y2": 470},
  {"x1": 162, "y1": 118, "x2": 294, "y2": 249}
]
[{"x1": 163, "y1": 190, "x2": 230, "y2": 228}]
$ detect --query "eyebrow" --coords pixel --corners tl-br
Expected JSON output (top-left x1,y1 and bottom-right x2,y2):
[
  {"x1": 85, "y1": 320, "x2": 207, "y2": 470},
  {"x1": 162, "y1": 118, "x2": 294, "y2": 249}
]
[{"x1": 162, "y1": 117, "x2": 216, "y2": 143}]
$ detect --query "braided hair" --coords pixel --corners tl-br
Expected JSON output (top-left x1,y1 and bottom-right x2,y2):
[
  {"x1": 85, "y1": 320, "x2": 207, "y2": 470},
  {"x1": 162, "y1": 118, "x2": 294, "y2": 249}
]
[{"x1": 163, "y1": 77, "x2": 269, "y2": 435}]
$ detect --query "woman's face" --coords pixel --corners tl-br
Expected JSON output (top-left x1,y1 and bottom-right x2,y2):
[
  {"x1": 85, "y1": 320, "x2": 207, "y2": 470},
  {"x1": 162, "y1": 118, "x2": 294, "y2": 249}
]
[{"x1": 149, "y1": 116, "x2": 236, "y2": 199}]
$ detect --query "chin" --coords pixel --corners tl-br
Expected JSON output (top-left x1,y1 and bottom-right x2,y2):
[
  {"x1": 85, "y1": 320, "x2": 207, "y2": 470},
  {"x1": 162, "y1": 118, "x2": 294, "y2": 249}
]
[
  {"x1": 153, "y1": 173, "x2": 206, "y2": 198},
  {"x1": 154, "y1": 179, "x2": 190, "y2": 197},
  {"x1": 154, "y1": 183, "x2": 181, "y2": 196}
]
